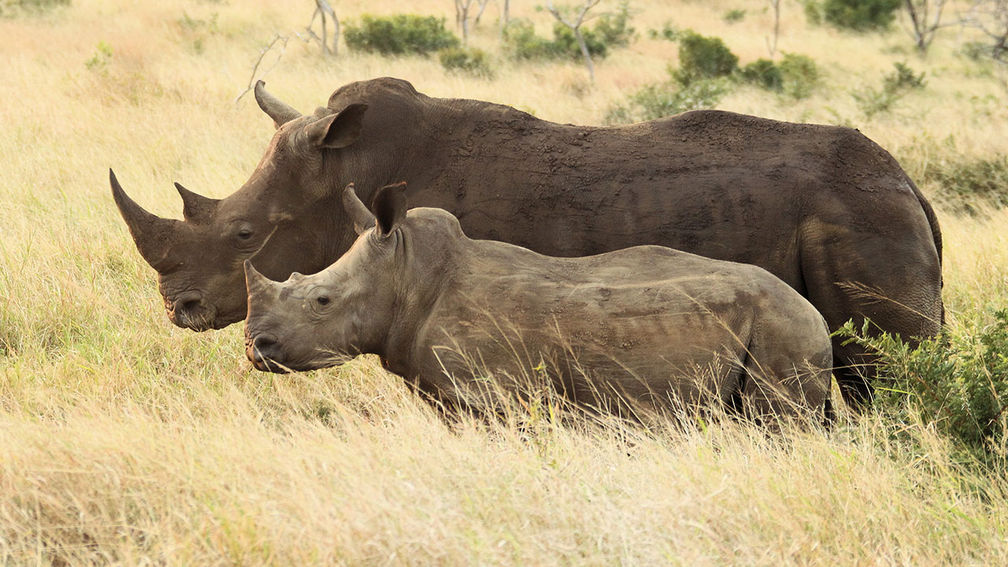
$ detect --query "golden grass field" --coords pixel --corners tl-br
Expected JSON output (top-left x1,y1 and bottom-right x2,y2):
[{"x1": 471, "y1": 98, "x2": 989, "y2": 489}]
[{"x1": 2, "y1": 0, "x2": 1008, "y2": 564}]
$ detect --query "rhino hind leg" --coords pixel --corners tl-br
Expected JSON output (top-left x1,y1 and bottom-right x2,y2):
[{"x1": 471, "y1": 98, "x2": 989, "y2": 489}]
[
  {"x1": 798, "y1": 220, "x2": 943, "y2": 411},
  {"x1": 713, "y1": 321, "x2": 831, "y2": 428}
]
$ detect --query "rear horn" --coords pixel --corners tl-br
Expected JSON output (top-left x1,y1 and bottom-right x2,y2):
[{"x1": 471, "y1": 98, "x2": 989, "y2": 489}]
[{"x1": 254, "y1": 80, "x2": 302, "y2": 128}]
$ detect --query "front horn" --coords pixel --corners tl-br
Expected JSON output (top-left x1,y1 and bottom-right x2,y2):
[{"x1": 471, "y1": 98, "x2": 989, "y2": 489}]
[
  {"x1": 244, "y1": 260, "x2": 279, "y2": 298},
  {"x1": 109, "y1": 169, "x2": 181, "y2": 272},
  {"x1": 254, "y1": 80, "x2": 302, "y2": 129}
]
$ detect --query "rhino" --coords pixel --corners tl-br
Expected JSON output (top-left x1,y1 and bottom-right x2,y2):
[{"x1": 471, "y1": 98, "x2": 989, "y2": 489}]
[
  {"x1": 243, "y1": 183, "x2": 834, "y2": 424},
  {"x1": 110, "y1": 77, "x2": 943, "y2": 407}
]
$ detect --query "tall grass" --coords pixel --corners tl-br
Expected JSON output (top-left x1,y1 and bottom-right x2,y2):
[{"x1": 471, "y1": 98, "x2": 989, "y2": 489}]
[{"x1": 2, "y1": 0, "x2": 1008, "y2": 563}]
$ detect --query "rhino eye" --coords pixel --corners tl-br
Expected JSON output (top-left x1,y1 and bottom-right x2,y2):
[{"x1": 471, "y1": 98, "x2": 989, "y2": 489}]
[
  {"x1": 237, "y1": 228, "x2": 254, "y2": 240},
  {"x1": 316, "y1": 296, "x2": 330, "y2": 307}
]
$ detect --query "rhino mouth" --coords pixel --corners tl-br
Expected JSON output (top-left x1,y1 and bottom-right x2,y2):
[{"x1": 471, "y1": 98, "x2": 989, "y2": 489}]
[
  {"x1": 164, "y1": 290, "x2": 221, "y2": 331},
  {"x1": 246, "y1": 332, "x2": 291, "y2": 373}
]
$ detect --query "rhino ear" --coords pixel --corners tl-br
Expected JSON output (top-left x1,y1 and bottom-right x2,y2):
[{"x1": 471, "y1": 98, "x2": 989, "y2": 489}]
[
  {"x1": 342, "y1": 183, "x2": 375, "y2": 235},
  {"x1": 370, "y1": 182, "x2": 408, "y2": 237},
  {"x1": 305, "y1": 104, "x2": 368, "y2": 149}
]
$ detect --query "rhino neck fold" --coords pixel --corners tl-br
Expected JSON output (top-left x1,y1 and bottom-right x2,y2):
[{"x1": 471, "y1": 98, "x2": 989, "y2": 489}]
[{"x1": 375, "y1": 228, "x2": 459, "y2": 380}]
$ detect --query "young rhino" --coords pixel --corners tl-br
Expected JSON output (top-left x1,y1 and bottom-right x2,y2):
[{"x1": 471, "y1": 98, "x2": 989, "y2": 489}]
[{"x1": 244, "y1": 183, "x2": 834, "y2": 423}]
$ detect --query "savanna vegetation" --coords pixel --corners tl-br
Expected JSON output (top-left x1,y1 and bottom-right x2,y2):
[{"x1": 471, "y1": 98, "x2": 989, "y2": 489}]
[{"x1": 2, "y1": 0, "x2": 1008, "y2": 564}]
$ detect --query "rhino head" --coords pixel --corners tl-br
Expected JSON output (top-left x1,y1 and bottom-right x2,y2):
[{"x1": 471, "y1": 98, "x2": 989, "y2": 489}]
[
  {"x1": 110, "y1": 81, "x2": 371, "y2": 330},
  {"x1": 244, "y1": 183, "x2": 409, "y2": 371}
]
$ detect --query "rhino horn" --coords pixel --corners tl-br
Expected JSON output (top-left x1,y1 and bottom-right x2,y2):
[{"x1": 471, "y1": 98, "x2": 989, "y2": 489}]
[
  {"x1": 254, "y1": 80, "x2": 301, "y2": 129},
  {"x1": 175, "y1": 181, "x2": 219, "y2": 224},
  {"x1": 109, "y1": 169, "x2": 181, "y2": 271},
  {"x1": 244, "y1": 260, "x2": 277, "y2": 297},
  {"x1": 342, "y1": 183, "x2": 376, "y2": 235}
]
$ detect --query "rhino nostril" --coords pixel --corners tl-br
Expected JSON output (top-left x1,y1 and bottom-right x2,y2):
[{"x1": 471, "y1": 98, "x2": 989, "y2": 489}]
[
  {"x1": 172, "y1": 291, "x2": 204, "y2": 315},
  {"x1": 254, "y1": 335, "x2": 275, "y2": 350}
]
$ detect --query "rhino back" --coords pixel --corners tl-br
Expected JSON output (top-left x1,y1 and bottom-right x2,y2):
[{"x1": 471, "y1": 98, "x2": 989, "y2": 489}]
[
  {"x1": 407, "y1": 241, "x2": 824, "y2": 408},
  {"x1": 363, "y1": 104, "x2": 925, "y2": 287}
]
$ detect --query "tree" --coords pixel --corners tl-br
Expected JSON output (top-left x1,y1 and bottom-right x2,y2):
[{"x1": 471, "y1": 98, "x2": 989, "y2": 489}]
[
  {"x1": 903, "y1": 0, "x2": 947, "y2": 53},
  {"x1": 474, "y1": 0, "x2": 493, "y2": 24},
  {"x1": 545, "y1": 0, "x2": 603, "y2": 82},
  {"x1": 455, "y1": 0, "x2": 496, "y2": 43},
  {"x1": 306, "y1": 0, "x2": 339, "y2": 56},
  {"x1": 455, "y1": 0, "x2": 474, "y2": 43},
  {"x1": 965, "y1": 0, "x2": 1008, "y2": 61},
  {"x1": 767, "y1": 0, "x2": 782, "y2": 57}
]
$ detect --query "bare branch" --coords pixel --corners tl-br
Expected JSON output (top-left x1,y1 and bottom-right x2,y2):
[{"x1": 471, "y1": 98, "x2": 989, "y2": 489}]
[
  {"x1": 903, "y1": 0, "x2": 948, "y2": 53},
  {"x1": 235, "y1": 34, "x2": 290, "y2": 104}
]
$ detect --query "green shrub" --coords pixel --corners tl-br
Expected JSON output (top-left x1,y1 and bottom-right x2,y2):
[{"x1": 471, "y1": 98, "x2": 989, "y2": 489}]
[
  {"x1": 838, "y1": 311, "x2": 1008, "y2": 468},
  {"x1": 925, "y1": 154, "x2": 1008, "y2": 215},
  {"x1": 648, "y1": 21, "x2": 682, "y2": 41},
  {"x1": 84, "y1": 41, "x2": 113, "y2": 71},
  {"x1": 552, "y1": 22, "x2": 610, "y2": 60},
  {"x1": 589, "y1": 1, "x2": 635, "y2": 47},
  {"x1": 674, "y1": 32, "x2": 739, "y2": 86},
  {"x1": 605, "y1": 78, "x2": 730, "y2": 124},
  {"x1": 344, "y1": 14, "x2": 459, "y2": 56},
  {"x1": 803, "y1": 0, "x2": 824, "y2": 25},
  {"x1": 504, "y1": 19, "x2": 559, "y2": 59},
  {"x1": 778, "y1": 52, "x2": 820, "y2": 99},
  {"x1": 439, "y1": 46, "x2": 494, "y2": 78},
  {"x1": 813, "y1": 0, "x2": 902, "y2": 32},
  {"x1": 884, "y1": 61, "x2": 926, "y2": 91},
  {"x1": 723, "y1": 8, "x2": 747, "y2": 23},
  {"x1": 1, "y1": 0, "x2": 69, "y2": 16},
  {"x1": 741, "y1": 58, "x2": 784, "y2": 91},
  {"x1": 504, "y1": 4, "x2": 633, "y2": 62},
  {"x1": 853, "y1": 61, "x2": 925, "y2": 118}
]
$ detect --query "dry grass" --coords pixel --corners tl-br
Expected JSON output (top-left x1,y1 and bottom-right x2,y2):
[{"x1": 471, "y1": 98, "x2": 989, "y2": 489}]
[{"x1": 3, "y1": 0, "x2": 1008, "y2": 564}]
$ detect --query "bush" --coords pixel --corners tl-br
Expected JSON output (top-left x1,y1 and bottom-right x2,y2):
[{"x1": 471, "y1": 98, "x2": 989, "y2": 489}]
[
  {"x1": 778, "y1": 52, "x2": 820, "y2": 99},
  {"x1": 503, "y1": 19, "x2": 559, "y2": 59},
  {"x1": 648, "y1": 21, "x2": 682, "y2": 41},
  {"x1": 553, "y1": 22, "x2": 611, "y2": 60},
  {"x1": 345, "y1": 14, "x2": 459, "y2": 56},
  {"x1": 674, "y1": 32, "x2": 739, "y2": 86},
  {"x1": 723, "y1": 9, "x2": 747, "y2": 23},
  {"x1": 838, "y1": 311, "x2": 1008, "y2": 468},
  {"x1": 852, "y1": 61, "x2": 925, "y2": 118},
  {"x1": 439, "y1": 46, "x2": 494, "y2": 78},
  {"x1": 605, "y1": 78, "x2": 730, "y2": 124},
  {"x1": 503, "y1": 4, "x2": 634, "y2": 62},
  {"x1": 739, "y1": 53, "x2": 818, "y2": 98},
  {"x1": 925, "y1": 154, "x2": 1008, "y2": 215},
  {"x1": 884, "y1": 61, "x2": 926, "y2": 91},
  {"x1": 741, "y1": 58, "x2": 784, "y2": 91},
  {"x1": 810, "y1": 0, "x2": 902, "y2": 32},
  {"x1": 0, "y1": 0, "x2": 69, "y2": 16},
  {"x1": 589, "y1": 1, "x2": 635, "y2": 47}
]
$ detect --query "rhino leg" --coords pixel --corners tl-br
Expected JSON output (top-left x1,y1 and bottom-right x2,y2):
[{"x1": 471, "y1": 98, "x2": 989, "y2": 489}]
[
  {"x1": 730, "y1": 316, "x2": 834, "y2": 427},
  {"x1": 799, "y1": 218, "x2": 943, "y2": 411}
]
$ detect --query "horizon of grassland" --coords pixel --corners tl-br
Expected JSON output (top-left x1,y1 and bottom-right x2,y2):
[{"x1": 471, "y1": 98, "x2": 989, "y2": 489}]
[{"x1": 2, "y1": 0, "x2": 1008, "y2": 564}]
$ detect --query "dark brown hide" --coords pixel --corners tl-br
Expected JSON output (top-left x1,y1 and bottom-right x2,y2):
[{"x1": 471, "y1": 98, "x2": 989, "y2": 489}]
[
  {"x1": 114, "y1": 78, "x2": 943, "y2": 407},
  {"x1": 244, "y1": 185, "x2": 834, "y2": 425}
]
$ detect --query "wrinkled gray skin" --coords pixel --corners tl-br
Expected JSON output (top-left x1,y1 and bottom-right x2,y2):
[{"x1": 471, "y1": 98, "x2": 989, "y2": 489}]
[
  {"x1": 112, "y1": 77, "x2": 942, "y2": 407},
  {"x1": 244, "y1": 184, "x2": 833, "y2": 423}
]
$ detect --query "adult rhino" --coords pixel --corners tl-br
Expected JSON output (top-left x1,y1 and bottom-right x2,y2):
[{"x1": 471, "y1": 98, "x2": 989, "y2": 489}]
[
  {"x1": 111, "y1": 77, "x2": 943, "y2": 407},
  {"x1": 244, "y1": 183, "x2": 834, "y2": 424}
]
